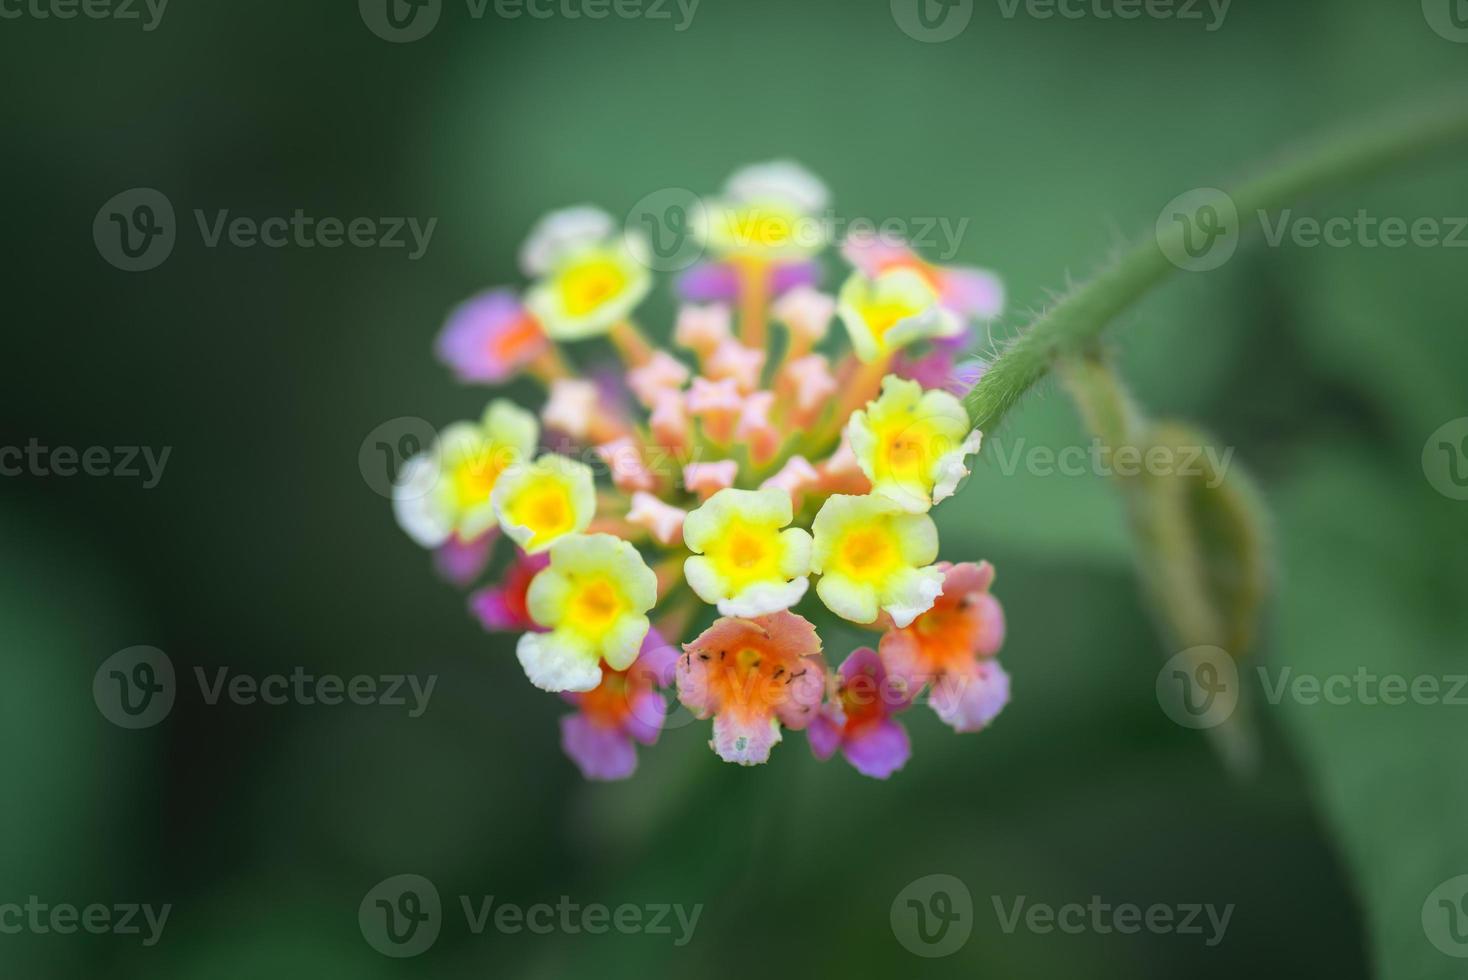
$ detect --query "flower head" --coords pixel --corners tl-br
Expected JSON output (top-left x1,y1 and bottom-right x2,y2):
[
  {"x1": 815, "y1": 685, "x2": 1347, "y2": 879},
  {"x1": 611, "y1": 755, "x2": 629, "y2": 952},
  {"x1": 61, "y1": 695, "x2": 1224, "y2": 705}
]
[
  {"x1": 807, "y1": 647, "x2": 913, "y2": 779},
  {"x1": 677, "y1": 612, "x2": 826, "y2": 765},
  {"x1": 524, "y1": 209, "x2": 651, "y2": 340},
  {"x1": 811, "y1": 494, "x2": 942, "y2": 627},
  {"x1": 837, "y1": 268, "x2": 962, "y2": 364},
  {"x1": 518, "y1": 532, "x2": 657, "y2": 692},
  {"x1": 394, "y1": 163, "x2": 1015, "y2": 778},
  {"x1": 492, "y1": 453, "x2": 596, "y2": 553},
  {"x1": 683, "y1": 488, "x2": 813, "y2": 617},
  {"x1": 393, "y1": 400, "x2": 539, "y2": 548},
  {"x1": 848, "y1": 375, "x2": 982, "y2": 512}
]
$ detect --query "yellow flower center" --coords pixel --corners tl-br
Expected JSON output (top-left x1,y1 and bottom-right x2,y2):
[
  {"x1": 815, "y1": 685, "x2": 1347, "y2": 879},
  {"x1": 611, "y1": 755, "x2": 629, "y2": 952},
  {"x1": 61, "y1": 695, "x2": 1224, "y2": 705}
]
[
  {"x1": 508, "y1": 476, "x2": 577, "y2": 540},
  {"x1": 736, "y1": 647, "x2": 763, "y2": 672},
  {"x1": 876, "y1": 418, "x2": 947, "y2": 483},
  {"x1": 835, "y1": 523, "x2": 901, "y2": 583},
  {"x1": 567, "y1": 577, "x2": 625, "y2": 637},
  {"x1": 559, "y1": 256, "x2": 628, "y2": 317},
  {"x1": 707, "y1": 521, "x2": 783, "y2": 589},
  {"x1": 859, "y1": 299, "x2": 923, "y2": 340},
  {"x1": 451, "y1": 448, "x2": 507, "y2": 509}
]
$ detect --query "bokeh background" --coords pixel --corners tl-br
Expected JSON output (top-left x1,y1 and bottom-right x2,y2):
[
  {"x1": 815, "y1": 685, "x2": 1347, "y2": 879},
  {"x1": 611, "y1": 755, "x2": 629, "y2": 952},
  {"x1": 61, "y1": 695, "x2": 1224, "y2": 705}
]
[{"x1": 3, "y1": 0, "x2": 1466, "y2": 976}]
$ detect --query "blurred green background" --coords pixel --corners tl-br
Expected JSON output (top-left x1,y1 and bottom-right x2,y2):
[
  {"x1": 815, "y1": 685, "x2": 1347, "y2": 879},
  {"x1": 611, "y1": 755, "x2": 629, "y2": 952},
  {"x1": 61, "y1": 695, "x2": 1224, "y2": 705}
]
[{"x1": 3, "y1": 0, "x2": 1467, "y2": 976}]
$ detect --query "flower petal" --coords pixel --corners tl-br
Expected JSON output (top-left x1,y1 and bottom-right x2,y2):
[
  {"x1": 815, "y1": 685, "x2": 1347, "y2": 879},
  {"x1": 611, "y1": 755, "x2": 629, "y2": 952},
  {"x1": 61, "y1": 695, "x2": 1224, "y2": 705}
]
[
  {"x1": 717, "y1": 577, "x2": 809, "y2": 618},
  {"x1": 559, "y1": 713, "x2": 638, "y2": 780},
  {"x1": 880, "y1": 565, "x2": 945, "y2": 629},
  {"x1": 931, "y1": 660, "x2": 1011, "y2": 733},
  {"x1": 710, "y1": 712, "x2": 782, "y2": 766},
  {"x1": 517, "y1": 630, "x2": 602, "y2": 693},
  {"x1": 393, "y1": 453, "x2": 453, "y2": 548},
  {"x1": 842, "y1": 718, "x2": 911, "y2": 779},
  {"x1": 519, "y1": 206, "x2": 615, "y2": 277}
]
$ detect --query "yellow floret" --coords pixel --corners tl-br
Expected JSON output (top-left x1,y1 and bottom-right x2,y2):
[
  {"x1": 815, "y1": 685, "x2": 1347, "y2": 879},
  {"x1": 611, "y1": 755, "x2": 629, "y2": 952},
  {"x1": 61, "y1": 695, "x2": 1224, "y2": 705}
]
[{"x1": 517, "y1": 533, "x2": 658, "y2": 692}]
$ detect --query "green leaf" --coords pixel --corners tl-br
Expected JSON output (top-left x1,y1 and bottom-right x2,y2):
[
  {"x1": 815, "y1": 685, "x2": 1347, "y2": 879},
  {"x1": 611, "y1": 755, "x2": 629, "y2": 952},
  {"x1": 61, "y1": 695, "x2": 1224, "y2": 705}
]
[{"x1": 1271, "y1": 443, "x2": 1468, "y2": 979}]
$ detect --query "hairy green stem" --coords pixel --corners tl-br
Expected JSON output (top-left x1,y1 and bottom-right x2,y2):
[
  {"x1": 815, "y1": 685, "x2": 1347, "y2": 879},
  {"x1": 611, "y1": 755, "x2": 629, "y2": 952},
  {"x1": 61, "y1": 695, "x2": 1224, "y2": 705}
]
[{"x1": 964, "y1": 94, "x2": 1468, "y2": 434}]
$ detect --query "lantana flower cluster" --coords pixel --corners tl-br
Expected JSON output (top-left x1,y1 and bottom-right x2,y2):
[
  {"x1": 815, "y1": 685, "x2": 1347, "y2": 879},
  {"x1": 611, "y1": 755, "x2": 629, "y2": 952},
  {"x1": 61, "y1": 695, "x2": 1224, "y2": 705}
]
[{"x1": 393, "y1": 162, "x2": 1011, "y2": 780}]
